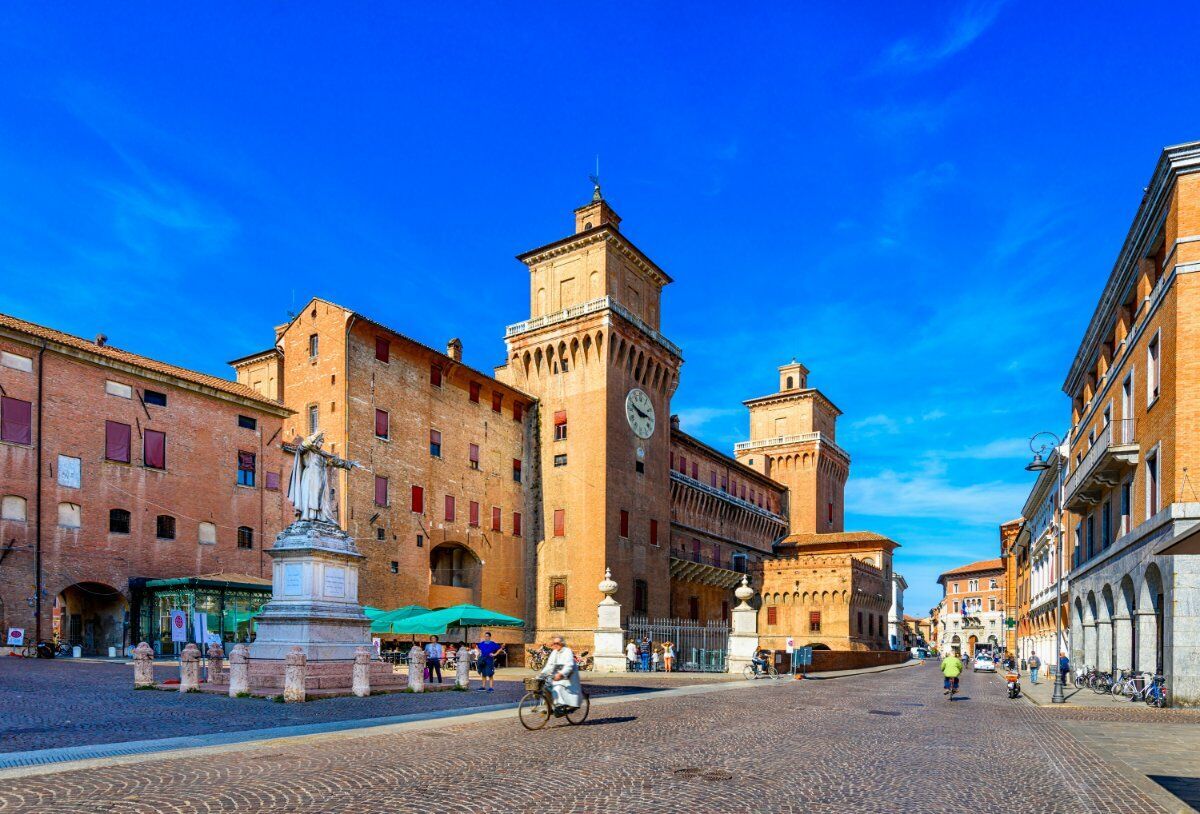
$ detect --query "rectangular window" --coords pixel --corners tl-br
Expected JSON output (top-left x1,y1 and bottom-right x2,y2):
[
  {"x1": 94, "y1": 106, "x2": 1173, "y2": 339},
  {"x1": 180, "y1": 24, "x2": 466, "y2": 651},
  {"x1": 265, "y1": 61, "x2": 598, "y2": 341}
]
[
  {"x1": 809, "y1": 611, "x2": 821, "y2": 632},
  {"x1": 721, "y1": 476, "x2": 728, "y2": 492},
  {"x1": 238, "y1": 415, "x2": 257, "y2": 430},
  {"x1": 265, "y1": 471, "x2": 281, "y2": 491},
  {"x1": 375, "y1": 476, "x2": 388, "y2": 507},
  {"x1": 1101, "y1": 499, "x2": 1112, "y2": 548},
  {"x1": 512, "y1": 458, "x2": 522, "y2": 483},
  {"x1": 513, "y1": 511, "x2": 522, "y2": 537},
  {"x1": 468, "y1": 500, "x2": 480, "y2": 527},
  {"x1": 635, "y1": 461, "x2": 644, "y2": 474},
  {"x1": 553, "y1": 509, "x2": 565, "y2": 537},
  {"x1": 1147, "y1": 332, "x2": 1161, "y2": 403},
  {"x1": 688, "y1": 596, "x2": 699, "y2": 621},
  {"x1": 1147, "y1": 448, "x2": 1160, "y2": 515},
  {"x1": 469, "y1": 443, "x2": 480, "y2": 469},
  {"x1": 375, "y1": 409, "x2": 389, "y2": 439},
  {"x1": 308, "y1": 405, "x2": 319, "y2": 434},
  {"x1": 308, "y1": 334, "x2": 319, "y2": 358},
  {"x1": 767, "y1": 606, "x2": 778, "y2": 626},
  {"x1": 106, "y1": 380, "x2": 132, "y2": 398},
  {"x1": 492, "y1": 392, "x2": 503, "y2": 413},
  {"x1": 237, "y1": 450, "x2": 256, "y2": 486},
  {"x1": 469, "y1": 381, "x2": 481, "y2": 403},
  {"x1": 1120, "y1": 480, "x2": 1132, "y2": 535},
  {"x1": 554, "y1": 453, "x2": 567, "y2": 467},
  {"x1": 953, "y1": 601, "x2": 960, "y2": 613},
  {"x1": 710, "y1": 472, "x2": 718, "y2": 488},
  {"x1": 634, "y1": 579, "x2": 648, "y2": 615},
  {"x1": 989, "y1": 598, "x2": 997, "y2": 612},
  {"x1": 237, "y1": 526, "x2": 254, "y2": 549},
  {"x1": 691, "y1": 462, "x2": 698, "y2": 479},
  {"x1": 0, "y1": 351, "x2": 32, "y2": 372},
  {"x1": 678, "y1": 455, "x2": 687, "y2": 474},
  {"x1": 513, "y1": 402, "x2": 524, "y2": 422},
  {"x1": 1086, "y1": 514, "x2": 1095, "y2": 559},
  {"x1": 411, "y1": 485, "x2": 424, "y2": 513},
  {"x1": 143, "y1": 389, "x2": 167, "y2": 407},
  {"x1": 375, "y1": 336, "x2": 390, "y2": 363},
  {"x1": 1122, "y1": 371, "x2": 1134, "y2": 419},
  {"x1": 430, "y1": 429, "x2": 442, "y2": 457},
  {"x1": 105, "y1": 420, "x2": 131, "y2": 462},
  {"x1": 554, "y1": 410, "x2": 567, "y2": 440},
  {"x1": 619, "y1": 509, "x2": 629, "y2": 538},
  {"x1": 156, "y1": 515, "x2": 175, "y2": 540},
  {"x1": 389, "y1": 560, "x2": 399, "y2": 573},
  {"x1": 1, "y1": 397, "x2": 33, "y2": 445},
  {"x1": 444, "y1": 495, "x2": 456, "y2": 522},
  {"x1": 650, "y1": 519, "x2": 658, "y2": 547},
  {"x1": 144, "y1": 430, "x2": 166, "y2": 470},
  {"x1": 491, "y1": 506, "x2": 501, "y2": 532},
  {"x1": 827, "y1": 502, "x2": 834, "y2": 524},
  {"x1": 430, "y1": 363, "x2": 442, "y2": 387}
]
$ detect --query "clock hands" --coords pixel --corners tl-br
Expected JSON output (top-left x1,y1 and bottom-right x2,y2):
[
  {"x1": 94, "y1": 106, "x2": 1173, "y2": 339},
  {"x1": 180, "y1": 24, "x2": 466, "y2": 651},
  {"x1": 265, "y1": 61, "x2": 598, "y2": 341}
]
[{"x1": 632, "y1": 405, "x2": 649, "y2": 420}]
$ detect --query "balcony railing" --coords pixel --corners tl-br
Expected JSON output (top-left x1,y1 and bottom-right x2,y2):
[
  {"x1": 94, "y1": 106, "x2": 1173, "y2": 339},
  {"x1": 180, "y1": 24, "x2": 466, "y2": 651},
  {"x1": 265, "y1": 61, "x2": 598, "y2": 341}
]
[
  {"x1": 733, "y1": 432, "x2": 850, "y2": 462},
  {"x1": 504, "y1": 295, "x2": 682, "y2": 358},
  {"x1": 1064, "y1": 418, "x2": 1137, "y2": 510}
]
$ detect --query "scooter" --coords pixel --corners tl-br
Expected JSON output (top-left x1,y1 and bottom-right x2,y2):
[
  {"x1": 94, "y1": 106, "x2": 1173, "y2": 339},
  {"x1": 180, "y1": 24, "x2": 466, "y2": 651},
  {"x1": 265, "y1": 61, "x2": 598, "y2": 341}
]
[{"x1": 1005, "y1": 670, "x2": 1021, "y2": 699}]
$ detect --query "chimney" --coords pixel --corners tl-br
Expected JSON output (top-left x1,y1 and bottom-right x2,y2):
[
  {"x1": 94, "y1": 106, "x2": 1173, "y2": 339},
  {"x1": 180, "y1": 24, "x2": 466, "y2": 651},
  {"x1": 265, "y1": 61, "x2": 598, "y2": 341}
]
[
  {"x1": 95, "y1": 333, "x2": 108, "y2": 347},
  {"x1": 446, "y1": 338, "x2": 463, "y2": 361}
]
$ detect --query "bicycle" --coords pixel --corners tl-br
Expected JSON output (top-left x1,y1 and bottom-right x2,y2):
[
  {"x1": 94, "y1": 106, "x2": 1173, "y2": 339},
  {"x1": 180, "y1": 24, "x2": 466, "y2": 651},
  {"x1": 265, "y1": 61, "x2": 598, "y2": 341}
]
[
  {"x1": 518, "y1": 676, "x2": 590, "y2": 730},
  {"x1": 742, "y1": 660, "x2": 779, "y2": 680},
  {"x1": 1144, "y1": 674, "x2": 1168, "y2": 708},
  {"x1": 1108, "y1": 669, "x2": 1135, "y2": 699},
  {"x1": 1091, "y1": 670, "x2": 1114, "y2": 694},
  {"x1": 527, "y1": 647, "x2": 550, "y2": 671}
]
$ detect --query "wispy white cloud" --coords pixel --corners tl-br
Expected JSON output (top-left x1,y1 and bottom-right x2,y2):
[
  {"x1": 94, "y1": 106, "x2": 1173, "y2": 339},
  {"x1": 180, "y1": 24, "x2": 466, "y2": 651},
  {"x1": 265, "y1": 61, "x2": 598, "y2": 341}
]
[
  {"x1": 847, "y1": 467, "x2": 1028, "y2": 522},
  {"x1": 674, "y1": 406, "x2": 743, "y2": 434},
  {"x1": 850, "y1": 413, "x2": 901, "y2": 436},
  {"x1": 878, "y1": 1, "x2": 1006, "y2": 73},
  {"x1": 935, "y1": 437, "x2": 1030, "y2": 460}
]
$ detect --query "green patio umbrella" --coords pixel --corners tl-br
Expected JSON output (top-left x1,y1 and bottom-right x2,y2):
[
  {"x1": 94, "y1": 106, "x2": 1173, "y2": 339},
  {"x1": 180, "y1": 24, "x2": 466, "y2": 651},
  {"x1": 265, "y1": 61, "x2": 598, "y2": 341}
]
[
  {"x1": 369, "y1": 604, "x2": 432, "y2": 634},
  {"x1": 380, "y1": 603, "x2": 524, "y2": 636},
  {"x1": 362, "y1": 606, "x2": 386, "y2": 619}
]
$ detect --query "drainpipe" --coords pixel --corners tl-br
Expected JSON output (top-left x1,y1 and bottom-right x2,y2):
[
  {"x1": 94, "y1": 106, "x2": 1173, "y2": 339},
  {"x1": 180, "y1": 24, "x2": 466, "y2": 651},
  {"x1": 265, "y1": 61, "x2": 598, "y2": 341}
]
[{"x1": 34, "y1": 340, "x2": 47, "y2": 643}]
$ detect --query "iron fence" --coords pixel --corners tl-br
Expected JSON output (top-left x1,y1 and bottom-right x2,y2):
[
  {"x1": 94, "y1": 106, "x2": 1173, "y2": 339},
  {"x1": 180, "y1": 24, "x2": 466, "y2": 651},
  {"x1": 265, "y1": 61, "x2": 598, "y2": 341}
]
[{"x1": 627, "y1": 616, "x2": 730, "y2": 673}]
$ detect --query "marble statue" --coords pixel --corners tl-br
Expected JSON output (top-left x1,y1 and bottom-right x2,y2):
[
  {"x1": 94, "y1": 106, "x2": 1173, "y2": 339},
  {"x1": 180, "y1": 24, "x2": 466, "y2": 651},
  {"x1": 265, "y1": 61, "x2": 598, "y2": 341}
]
[{"x1": 285, "y1": 432, "x2": 360, "y2": 524}]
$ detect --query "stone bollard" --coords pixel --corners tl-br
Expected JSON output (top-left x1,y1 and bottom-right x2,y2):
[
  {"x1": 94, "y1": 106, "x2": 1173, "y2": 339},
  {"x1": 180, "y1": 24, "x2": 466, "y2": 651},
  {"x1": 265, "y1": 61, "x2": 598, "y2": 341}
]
[
  {"x1": 284, "y1": 646, "x2": 307, "y2": 703},
  {"x1": 179, "y1": 643, "x2": 201, "y2": 693},
  {"x1": 228, "y1": 643, "x2": 250, "y2": 697},
  {"x1": 456, "y1": 652, "x2": 470, "y2": 689},
  {"x1": 407, "y1": 645, "x2": 426, "y2": 693},
  {"x1": 132, "y1": 641, "x2": 156, "y2": 689},
  {"x1": 352, "y1": 647, "x2": 371, "y2": 698},
  {"x1": 206, "y1": 641, "x2": 225, "y2": 682}
]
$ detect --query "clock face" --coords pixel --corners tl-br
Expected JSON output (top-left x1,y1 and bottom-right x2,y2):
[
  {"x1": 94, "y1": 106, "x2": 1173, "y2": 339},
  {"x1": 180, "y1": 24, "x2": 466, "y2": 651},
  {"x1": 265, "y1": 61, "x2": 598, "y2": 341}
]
[{"x1": 625, "y1": 388, "x2": 655, "y2": 439}]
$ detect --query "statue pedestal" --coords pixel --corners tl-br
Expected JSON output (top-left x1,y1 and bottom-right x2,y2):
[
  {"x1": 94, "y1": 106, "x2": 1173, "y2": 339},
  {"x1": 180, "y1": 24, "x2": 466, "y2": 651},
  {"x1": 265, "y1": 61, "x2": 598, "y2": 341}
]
[
  {"x1": 250, "y1": 520, "x2": 372, "y2": 663},
  {"x1": 593, "y1": 598, "x2": 627, "y2": 673}
]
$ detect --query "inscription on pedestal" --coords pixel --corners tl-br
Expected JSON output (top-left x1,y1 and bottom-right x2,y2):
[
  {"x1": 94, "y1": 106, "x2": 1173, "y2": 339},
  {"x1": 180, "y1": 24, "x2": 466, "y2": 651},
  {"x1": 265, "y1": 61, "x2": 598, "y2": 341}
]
[
  {"x1": 324, "y1": 566, "x2": 346, "y2": 598},
  {"x1": 283, "y1": 564, "x2": 303, "y2": 595}
]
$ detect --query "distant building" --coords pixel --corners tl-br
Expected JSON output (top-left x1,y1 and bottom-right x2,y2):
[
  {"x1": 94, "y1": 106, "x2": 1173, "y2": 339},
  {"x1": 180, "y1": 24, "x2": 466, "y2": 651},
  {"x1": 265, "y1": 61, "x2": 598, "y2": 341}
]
[
  {"x1": 935, "y1": 558, "x2": 1006, "y2": 657},
  {"x1": 888, "y1": 572, "x2": 907, "y2": 650}
]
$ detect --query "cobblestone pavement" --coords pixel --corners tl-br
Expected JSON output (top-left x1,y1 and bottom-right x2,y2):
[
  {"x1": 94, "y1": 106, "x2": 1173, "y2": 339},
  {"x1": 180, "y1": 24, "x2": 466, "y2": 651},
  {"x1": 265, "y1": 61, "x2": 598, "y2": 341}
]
[
  {"x1": 0, "y1": 661, "x2": 1187, "y2": 813},
  {"x1": 0, "y1": 658, "x2": 699, "y2": 754}
]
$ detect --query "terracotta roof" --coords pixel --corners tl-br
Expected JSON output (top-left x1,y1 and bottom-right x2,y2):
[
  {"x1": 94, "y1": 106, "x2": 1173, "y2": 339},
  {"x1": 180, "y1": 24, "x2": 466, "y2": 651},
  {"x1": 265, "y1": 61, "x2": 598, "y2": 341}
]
[
  {"x1": 782, "y1": 531, "x2": 896, "y2": 545},
  {"x1": 938, "y1": 558, "x2": 1003, "y2": 580},
  {"x1": 0, "y1": 311, "x2": 287, "y2": 411}
]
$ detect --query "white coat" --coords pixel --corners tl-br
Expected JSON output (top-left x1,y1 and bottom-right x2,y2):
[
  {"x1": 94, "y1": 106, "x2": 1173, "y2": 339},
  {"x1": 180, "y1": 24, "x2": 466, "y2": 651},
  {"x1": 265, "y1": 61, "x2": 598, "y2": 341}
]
[{"x1": 539, "y1": 646, "x2": 582, "y2": 708}]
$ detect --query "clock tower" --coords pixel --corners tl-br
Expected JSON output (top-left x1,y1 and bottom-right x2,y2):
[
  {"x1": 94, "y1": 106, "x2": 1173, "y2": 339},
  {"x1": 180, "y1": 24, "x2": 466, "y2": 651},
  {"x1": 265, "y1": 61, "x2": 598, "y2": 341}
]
[{"x1": 497, "y1": 192, "x2": 682, "y2": 646}]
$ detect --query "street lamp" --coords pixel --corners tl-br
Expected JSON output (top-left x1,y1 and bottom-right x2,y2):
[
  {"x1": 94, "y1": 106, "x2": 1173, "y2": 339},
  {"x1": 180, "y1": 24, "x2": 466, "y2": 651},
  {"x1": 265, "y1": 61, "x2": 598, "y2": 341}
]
[{"x1": 1024, "y1": 431, "x2": 1067, "y2": 704}]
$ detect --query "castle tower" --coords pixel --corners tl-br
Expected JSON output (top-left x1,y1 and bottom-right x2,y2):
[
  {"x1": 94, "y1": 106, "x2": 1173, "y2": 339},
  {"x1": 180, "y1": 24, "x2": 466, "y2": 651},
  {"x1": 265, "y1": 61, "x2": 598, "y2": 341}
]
[
  {"x1": 495, "y1": 192, "x2": 682, "y2": 644},
  {"x1": 734, "y1": 361, "x2": 850, "y2": 534}
]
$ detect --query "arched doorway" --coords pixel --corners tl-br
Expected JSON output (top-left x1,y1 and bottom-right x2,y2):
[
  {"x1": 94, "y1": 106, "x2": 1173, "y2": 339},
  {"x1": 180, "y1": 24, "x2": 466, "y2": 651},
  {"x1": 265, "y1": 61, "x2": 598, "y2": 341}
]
[
  {"x1": 58, "y1": 582, "x2": 127, "y2": 655},
  {"x1": 428, "y1": 543, "x2": 481, "y2": 607},
  {"x1": 950, "y1": 634, "x2": 962, "y2": 656}
]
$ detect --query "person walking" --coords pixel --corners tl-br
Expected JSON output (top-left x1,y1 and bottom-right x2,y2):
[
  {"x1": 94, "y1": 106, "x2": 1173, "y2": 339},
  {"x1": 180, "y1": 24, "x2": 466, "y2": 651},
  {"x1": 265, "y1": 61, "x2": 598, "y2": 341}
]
[
  {"x1": 1028, "y1": 653, "x2": 1041, "y2": 684},
  {"x1": 476, "y1": 631, "x2": 501, "y2": 693},
  {"x1": 662, "y1": 640, "x2": 675, "y2": 673},
  {"x1": 626, "y1": 640, "x2": 638, "y2": 672},
  {"x1": 424, "y1": 636, "x2": 444, "y2": 684},
  {"x1": 639, "y1": 636, "x2": 652, "y2": 673}
]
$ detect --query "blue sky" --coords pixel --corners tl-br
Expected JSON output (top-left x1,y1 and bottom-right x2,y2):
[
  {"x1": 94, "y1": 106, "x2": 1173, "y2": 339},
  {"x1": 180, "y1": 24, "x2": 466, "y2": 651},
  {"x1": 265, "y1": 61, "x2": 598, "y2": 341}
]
[{"x1": 0, "y1": 3, "x2": 1194, "y2": 612}]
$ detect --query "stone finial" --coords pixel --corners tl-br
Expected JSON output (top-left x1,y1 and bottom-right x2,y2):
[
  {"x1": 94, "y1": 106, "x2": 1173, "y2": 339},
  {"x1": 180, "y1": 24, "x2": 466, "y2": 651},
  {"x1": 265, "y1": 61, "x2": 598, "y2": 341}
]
[
  {"x1": 352, "y1": 647, "x2": 371, "y2": 698},
  {"x1": 598, "y1": 567, "x2": 618, "y2": 603},
  {"x1": 228, "y1": 644, "x2": 250, "y2": 697},
  {"x1": 284, "y1": 646, "x2": 307, "y2": 703},
  {"x1": 179, "y1": 643, "x2": 201, "y2": 693},
  {"x1": 734, "y1": 575, "x2": 755, "y2": 608},
  {"x1": 132, "y1": 641, "x2": 155, "y2": 689}
]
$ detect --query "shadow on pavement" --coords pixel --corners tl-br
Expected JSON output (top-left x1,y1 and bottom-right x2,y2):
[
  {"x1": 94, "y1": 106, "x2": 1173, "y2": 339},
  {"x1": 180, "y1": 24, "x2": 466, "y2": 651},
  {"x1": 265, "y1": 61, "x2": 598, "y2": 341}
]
[
  {"x1": 578, "y1": 716, "x2": 637, "y2": 727},
  {"x1": 1147, "y1": 775, "x2": 1200, "y2": 811}
]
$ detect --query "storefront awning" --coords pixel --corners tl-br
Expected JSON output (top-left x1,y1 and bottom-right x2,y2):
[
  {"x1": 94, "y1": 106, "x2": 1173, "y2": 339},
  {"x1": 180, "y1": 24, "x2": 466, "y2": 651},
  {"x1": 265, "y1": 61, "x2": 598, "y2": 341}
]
[{"x1": 141, "y1": 573, "x2": 272, "y2": 592}]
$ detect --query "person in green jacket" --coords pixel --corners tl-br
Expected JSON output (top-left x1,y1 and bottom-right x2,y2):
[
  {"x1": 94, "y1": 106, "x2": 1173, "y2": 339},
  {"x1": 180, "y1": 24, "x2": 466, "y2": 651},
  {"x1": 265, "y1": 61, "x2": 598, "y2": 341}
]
[{"x1": 941, "y1": 652, "x2": 964, "y2": 695}]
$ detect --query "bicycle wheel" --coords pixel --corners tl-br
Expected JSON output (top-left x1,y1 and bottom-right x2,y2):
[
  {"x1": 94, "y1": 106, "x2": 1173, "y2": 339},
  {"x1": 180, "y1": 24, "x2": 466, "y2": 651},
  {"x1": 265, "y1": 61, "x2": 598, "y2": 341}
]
[
  {"x1": 518, "y1": 691, "x2": 551, "y2": 731},
  {"x1": 742, "y1": 664, "x2": 756, "y2": 680},
  {"x1": 769, "y1": 664, "x2": 781, "y2": 679},
  {"x1": 565, "y1": 693, "x2": 590, "y2": 725},
  {"x1": 1092, "y1": 676, "x2": 1111, "y2": 695},
  {"x1": 1109, "y1": 679, "x2": 1125, "y2": 698},
  {"x1": 1073, "y1": 674, "x2": 1085, "y2": 689}
]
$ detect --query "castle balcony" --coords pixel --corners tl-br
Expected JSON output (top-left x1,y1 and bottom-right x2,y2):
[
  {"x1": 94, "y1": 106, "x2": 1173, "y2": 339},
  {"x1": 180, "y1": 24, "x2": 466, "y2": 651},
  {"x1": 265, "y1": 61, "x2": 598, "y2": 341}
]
[
  {"x1": 1063, "y1": 419, "x2": 1138, "y2": 512},
  {"x1": 504, "y1": 295, "x2": 682, "y2": 358},
  {"x1": 669, "y1": 556, "x2": 745, "y2": 589},
  {"x1": 733, "y1": 432, "x2": 850, "y2": 464}
]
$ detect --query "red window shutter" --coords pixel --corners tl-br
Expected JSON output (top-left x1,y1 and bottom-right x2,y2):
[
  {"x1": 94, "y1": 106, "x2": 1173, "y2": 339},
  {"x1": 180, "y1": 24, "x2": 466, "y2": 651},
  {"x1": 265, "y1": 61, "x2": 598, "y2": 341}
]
[
  {"x1": 491, "y1": 506, "x2": 501, "y2": 531},
  {"x1": 445, "y1": 495, "x2": 455, "y2": 522},
  {"x1": 692, "y1": 539, "x2": 701, "y2": 559},
  {"x1": 492, "y1": 392, "x2": 503, "y2": 412},
  {"x1": 620, "y1": 510, "x2": 629, "y2": 537},
  {"x1": 710, "y1": 472, "x2": 717, "y2": 488},
  {"x1": 553, "y1": 582, "x2": 566, "y2": 607},
  {"x1": 375, "y1": 409, "x2": 389, "y2": 438},
  {"x1": 375, "y1": 337, "x2": 390, "y2": 363},
  {"x1": 0, "y1": 397, "x2": 32, "y2": 445},
  {"x1": 469, "y1": 382, "x2": 481, "y2": 403},
  {"x1": 767, "y1": 606, "x2": 778, "y2": 626},
  {"x1": 238, "y1": 451, "x2": 255, "y2": 471},
  {"x1": 679, "y1": 455, "x2": 686, "y2": 474},
  {"x1": 469, "y1": 500, "x2": 479, "y2": 526},
  {"x1": 375, "y1": 476, "x2": 388, "y2": 506},
  {"x1": 691, "y1": 462, "x2": 697, "y2": 479},
  {"x1": 513, "y1": 458, "x2": 522, "y2": 482},
  {"x1": 105, "y1": 420, "x2": 131, "y2": 463},
  {"x1": 265, "y1": 471, "x2": 281, "y2": 491},
  {"x1": 650, "y1": 519, "x2": 658, "y2": 546},
  {"x1": 553, "y1": 410, "x2": 567, "y2": 425},
  {"x1": 411, "y1": 485, "x2": 424, "y2": 513},
  {"x1": 144, "y1": 430, "x2": 166, "y2": 469},
  {"x1": 513, "y1": 402, "x2": 523, "y2": 422},
  {"x1": 513, "y1": 511, "x2": 522, "y2": 536},
  {"x1": 469, "y1": 443, "x2": 479, "y2": 464},
  {"x1": 553, "y1": 509, "x2": 565, "y2": 536},
  {"x1": 430, "y1": 364, "x2": 442, "y2": 386}
]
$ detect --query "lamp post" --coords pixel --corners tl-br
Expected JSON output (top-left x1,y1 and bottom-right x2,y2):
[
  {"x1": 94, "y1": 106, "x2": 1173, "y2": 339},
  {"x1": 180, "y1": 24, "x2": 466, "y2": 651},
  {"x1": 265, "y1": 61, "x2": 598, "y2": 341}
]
[{"x1": 1025, "y1": 431, "x2": 1067, "y2": 704}]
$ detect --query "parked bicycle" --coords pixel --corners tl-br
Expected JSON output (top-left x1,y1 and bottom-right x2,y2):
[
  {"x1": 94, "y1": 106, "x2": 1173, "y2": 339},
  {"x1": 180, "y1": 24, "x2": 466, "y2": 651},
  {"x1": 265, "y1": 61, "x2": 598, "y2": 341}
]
[
  {"x1": 527, "y1": 646, "x2": 550, "y2": 671},
  {"x1": 576, "y1": 650, "x2": 594, "y2": 671},
  {"x1": 517, "y1": 676, "x2": 590, "y2": 730}
]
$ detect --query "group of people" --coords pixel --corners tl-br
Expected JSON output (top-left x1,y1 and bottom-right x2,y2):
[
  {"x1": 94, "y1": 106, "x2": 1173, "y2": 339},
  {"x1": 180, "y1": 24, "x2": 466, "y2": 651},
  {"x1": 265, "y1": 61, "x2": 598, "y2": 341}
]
[
  {"x1": 939, "y1": 649, "x2": 1072, "y2": 694},
  {"x1": 418, "y1": 632, "x2": 506, "y2": 692},
  {"x1": 624, "y1": 636, "x2": 676, "y2": 672}
]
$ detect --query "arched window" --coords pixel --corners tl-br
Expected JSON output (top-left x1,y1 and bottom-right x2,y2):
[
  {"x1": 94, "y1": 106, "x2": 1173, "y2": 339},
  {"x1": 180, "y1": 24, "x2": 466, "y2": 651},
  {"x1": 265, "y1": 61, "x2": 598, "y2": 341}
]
[
  {"x1": 551, "y1": 581, "x2": 566, "y2": 609},
  {"x1": 237, "y1": 526, "x2": 254, "y2": 549},
  {"x1": 786, "y1": 376, "x2": 793, "y2": 389},
  {"x1": 156, "y1": 515, "x2": 176, "y2": 540},
  {"x1": 1, "y1": 495, "x2": 27, "y2": 521},
  {"x1": 109, "y1": 508, "x2": 130, "y2": 534}
]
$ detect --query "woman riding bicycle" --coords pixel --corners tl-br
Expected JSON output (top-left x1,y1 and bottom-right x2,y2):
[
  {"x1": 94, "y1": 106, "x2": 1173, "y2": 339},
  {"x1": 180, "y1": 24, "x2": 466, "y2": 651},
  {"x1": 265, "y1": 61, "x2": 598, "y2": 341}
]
[{"x1": 538, "y1": 635, "x2": 581, "y2": 714}]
